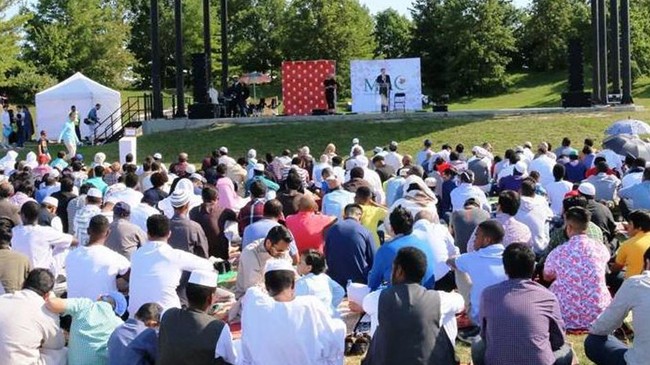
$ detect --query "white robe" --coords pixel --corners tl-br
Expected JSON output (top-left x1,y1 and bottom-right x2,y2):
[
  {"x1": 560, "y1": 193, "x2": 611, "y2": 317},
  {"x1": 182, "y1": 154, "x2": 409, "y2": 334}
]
[{"x1": 240, "y1": 287, "x2": 346, "y2": 365}]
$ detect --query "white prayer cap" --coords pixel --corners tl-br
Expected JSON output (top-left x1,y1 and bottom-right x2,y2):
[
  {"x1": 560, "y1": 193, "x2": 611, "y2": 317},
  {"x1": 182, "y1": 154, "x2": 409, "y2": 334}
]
[
  {"x1": 87, "y1": 188, "x2": 103, "y2": 198},
  {"x1": 247, "y1": 149, "x2": 257, "y2": 159},
  {"x1": 219, "y1": 146, "x2": 228, "y2": 154},
  {"x1": 514, "y1": 161, "x2": 527, "y2": 174},
  {"x1": 264, "y1": 259, "x2": 294, "y2": 274},
  {"x1": 49, "y1": 169, "x2": 60, "y2": 178},
  {"x1": 188, "y1": 270, "x2": 218, "y2": 288},
  {"x1": 190, "y1": 173, "x2": 206, "y2": 183},
  {"x1": 254, "y1": 163, "x2": 265, "y2": 172},
  {"x1": 578, "y1": 182, "x2": 596, "y2": 196},
  {"x1": 153, "y1": 153, "x2": 163, "y2": 160},
  {"x1": 94, "y1": 152, "x2": 106, "y2": 165},
  {"x1": 170, "y1": 188, "x2": 191, "y2": 208},
  {"x1": 186, "y1": 164, "x2": 197, "y2": 174},
  {"x1": 472, "y1": 146, "x2": 488, "y2": 158},
  {"x1": 42, "y1": 196, "x2": 58, "y2": 208},
  {"x1": 352, "y1": 138, "x2": 359, "y2": 145}
]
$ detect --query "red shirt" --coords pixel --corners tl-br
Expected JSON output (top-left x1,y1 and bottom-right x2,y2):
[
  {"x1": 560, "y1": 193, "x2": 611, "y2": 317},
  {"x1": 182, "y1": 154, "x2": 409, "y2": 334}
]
[
  {"x1": 585, "y1": 167, "x2": 615, "y2": 178},
  {"x1": 285, "y1": 211, "x2": 336, "y2": 253}
]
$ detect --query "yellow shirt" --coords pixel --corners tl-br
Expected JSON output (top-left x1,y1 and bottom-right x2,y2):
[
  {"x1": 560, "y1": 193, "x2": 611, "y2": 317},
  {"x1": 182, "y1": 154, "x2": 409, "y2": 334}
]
[
  {"x1": 360, "y1": 204, "x2": 387, "y2": 247},
  {"x1": 616, "y1": 232, "x2": 650, "y2": 278}
]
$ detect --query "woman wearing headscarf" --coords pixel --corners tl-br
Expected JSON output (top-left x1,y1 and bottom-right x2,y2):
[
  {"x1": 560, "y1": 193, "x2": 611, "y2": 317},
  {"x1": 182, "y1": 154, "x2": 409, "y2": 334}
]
[
  {"x1": 0, "y1": 150, "x2": 18, "y2": 175},
  {"x1": 24, "y1": 151, "x2": 38, "y2": 170},
  {"x1": 57, "y1": 112, "x2": 80, "y2": 157},
  {"x1": 216, "y1": 176, "x2": 248, "y2": 213},
  {"x1": 389, "y1": 175, "x2": 439, "y2": 223}
]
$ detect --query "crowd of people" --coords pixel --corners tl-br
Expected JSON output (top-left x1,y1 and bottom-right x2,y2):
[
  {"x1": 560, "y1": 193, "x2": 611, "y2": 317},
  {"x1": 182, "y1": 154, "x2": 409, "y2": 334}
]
[{"x1": 0, "y1": 134, "x2": 648, "y2": 365}]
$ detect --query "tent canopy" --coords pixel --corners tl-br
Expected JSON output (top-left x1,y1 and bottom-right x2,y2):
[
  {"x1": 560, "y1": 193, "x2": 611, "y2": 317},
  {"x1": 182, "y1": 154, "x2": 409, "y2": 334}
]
[{"x1": 35, "y1": 72, "x2": 121, "y2": 141}]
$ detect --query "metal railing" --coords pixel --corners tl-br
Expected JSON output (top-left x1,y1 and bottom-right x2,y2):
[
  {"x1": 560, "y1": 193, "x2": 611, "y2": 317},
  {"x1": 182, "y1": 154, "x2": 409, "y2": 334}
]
[{"x1": 93, "y1": 94, "x2": 153, "y2": 143}]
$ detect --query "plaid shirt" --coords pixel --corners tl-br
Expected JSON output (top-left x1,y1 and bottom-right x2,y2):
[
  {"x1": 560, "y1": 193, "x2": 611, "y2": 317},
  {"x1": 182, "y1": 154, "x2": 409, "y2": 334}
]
[{"x1": 237, "y1": 198, "x2": 266, "y2": 236}]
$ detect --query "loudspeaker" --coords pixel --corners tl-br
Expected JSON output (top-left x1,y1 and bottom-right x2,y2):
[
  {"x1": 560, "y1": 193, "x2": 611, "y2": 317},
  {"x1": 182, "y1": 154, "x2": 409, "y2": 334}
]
[
  {"x1": 188, "y1": 103, "x2": 218, "y2": 119},
  {"x1": 567, "y1": 39, "x2": 585, "y2": 92},
  {"x1": 191, "y1": 53, "x2": 209, "y2": 104},
  {"x1": 562, "y1": 91, "x2": 592, "y2": 107},
  {"x1": 311, "y1": 108, "x2": 327, "y2": 115}
]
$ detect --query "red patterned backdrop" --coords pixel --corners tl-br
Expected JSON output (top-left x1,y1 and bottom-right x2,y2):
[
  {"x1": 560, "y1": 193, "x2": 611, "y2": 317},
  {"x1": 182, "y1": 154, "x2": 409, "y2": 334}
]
[{"x1": 282, "y1": 60, "x2": 336, "y2": 116}]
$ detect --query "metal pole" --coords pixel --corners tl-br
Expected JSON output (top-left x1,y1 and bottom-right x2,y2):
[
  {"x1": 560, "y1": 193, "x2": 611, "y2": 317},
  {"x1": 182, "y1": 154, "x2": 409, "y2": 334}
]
[
  {"x1": 150, "y1": 0, "x2": 163, "y2": 118},
  {"x1": 621, "y1": 0, "x2": 633, "y2": 104},
  {"x1": 220, "y1": 0, "x2": 228, "y2": 92},
  {"x1": 598, "y1": 0, "x2": 608, "y2": 104},
  {"x1": 174, "y1": 0, "x2": 186, "y2": 117},
  {"x1": 203, "y1": 0, "x2": 211, "y2": 88},
  {"x1": 610, "y1": 0, "x2": 621, "y2": 95},
  {"x1": 591, "y1": 0, "x2": 601, "y2": 104}
]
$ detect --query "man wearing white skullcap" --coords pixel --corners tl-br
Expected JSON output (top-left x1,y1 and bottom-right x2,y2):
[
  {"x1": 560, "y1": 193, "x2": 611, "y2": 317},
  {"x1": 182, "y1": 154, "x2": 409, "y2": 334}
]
[
  {"x1": 158, "y1": 270, "x2": 237, "y2": 365},
  {"x1": 241, "y1": 259, "x2": 346, "y2": 365}
]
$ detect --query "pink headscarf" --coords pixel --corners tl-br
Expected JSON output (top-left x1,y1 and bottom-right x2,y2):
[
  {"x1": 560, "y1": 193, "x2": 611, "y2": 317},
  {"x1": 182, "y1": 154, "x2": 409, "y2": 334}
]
[{"x1": 216, "y1": 177, "x2": 247, "y2": 212}]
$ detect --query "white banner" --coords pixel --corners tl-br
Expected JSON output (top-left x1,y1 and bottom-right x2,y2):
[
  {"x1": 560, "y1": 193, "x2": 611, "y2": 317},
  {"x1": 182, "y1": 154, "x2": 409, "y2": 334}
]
[{"x1": 350, "y1": 58, "x2": 422, "y2": 113}]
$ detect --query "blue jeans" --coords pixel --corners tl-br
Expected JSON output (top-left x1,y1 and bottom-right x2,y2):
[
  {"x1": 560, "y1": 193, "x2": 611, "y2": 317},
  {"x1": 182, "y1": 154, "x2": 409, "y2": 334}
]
[{"x1": 584, "y1": 334, "x2": 627, "y2": 365}]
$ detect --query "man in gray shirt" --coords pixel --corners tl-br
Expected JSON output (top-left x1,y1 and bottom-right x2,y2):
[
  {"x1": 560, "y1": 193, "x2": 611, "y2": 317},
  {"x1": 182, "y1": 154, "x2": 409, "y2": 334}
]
[
  {"x1": 450, "y1": 198, "x2": 491, "y2": 254},
  {"x1": 105, "y1": 202, "x2": 146, "y2": 260}
]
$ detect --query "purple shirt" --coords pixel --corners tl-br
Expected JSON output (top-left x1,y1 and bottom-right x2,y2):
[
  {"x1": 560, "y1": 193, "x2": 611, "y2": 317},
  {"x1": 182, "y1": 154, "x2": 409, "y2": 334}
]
[
  {"x1": 467, "y1": 213, "x2": 532, "y2": 252},
  {"x1": 480, "y1": 279, "x2": 566, "y2": 365}
]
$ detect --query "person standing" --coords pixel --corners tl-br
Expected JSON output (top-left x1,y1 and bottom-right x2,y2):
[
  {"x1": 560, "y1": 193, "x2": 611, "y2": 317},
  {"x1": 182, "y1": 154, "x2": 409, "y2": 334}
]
[
  {"x1": 324, "y1": 74, "x2": 338, "y2": 114},
  {"x1": 86, "y1": 104, "x2": 101, "y2": 144},
  {"x1": 158, "y1": 270, "x2": 237, "y2": 365},
  {"x1": 375, "y1": 68, "x2": 392, "y2": 113},
  {"x1": 1, "y1": 104, "x2": 11, "y2": 148},
  {"x1": 58, "y1": 113, "x2": 81, "y2": 157}
]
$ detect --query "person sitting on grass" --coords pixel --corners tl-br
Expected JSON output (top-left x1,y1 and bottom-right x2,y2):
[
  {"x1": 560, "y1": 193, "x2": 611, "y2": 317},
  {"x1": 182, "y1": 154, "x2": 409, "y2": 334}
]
[
  {"x1": 295, "y1": 249, "x2": 345, "y2": 317},
  {"x1": 472, "y1": 243, "x2": 572, "y2": 365},
  {"x1": 585, "y1": 246, "x2": 650, "y2": 365}
]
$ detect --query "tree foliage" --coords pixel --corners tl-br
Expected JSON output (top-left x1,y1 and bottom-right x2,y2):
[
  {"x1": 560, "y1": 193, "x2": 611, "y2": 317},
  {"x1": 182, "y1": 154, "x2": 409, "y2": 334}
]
[
  {"x1": 519, "y1": 0, "x2": 590, "y2": 71},
  {"x1": 373, "y1": 9, "x2": 413, "y2": 59},
  {"x1": 411, "y1": 0, "x2": 517, "y2": 97},
  {"x1": 281, "y1": 0, "x2": 375, "y2": 94},
  {"x1": 23, "y1": 0, "x2": 134, "y2": 88}
]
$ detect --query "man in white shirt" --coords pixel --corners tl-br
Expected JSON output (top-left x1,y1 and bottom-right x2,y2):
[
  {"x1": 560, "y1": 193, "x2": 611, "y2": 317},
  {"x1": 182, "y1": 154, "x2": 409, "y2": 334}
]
[
  {"x1": 0, "y1": 269, "x2": 66, "y2": 365},
  {"x1": 312, "y1": 155, "x2": 331, "y2": 187},
  {"x1": 321, "y1": 177, "x2": 355, "y2": 220},
  {"x1": 528, "y1": 143, "x2": 556, "y2": 187},
  {"x1": 546, "y1": 164, "x2": 574, "y2": 217},
  {"x1": 106, "y1": 173, "x2": 143, "y2": 208},
  {"x1": 73, "y1": 187, "x2": 103, "y2": 245},
  {"x1": 130, "y1": 196, "x2": 160, "y2": 232},
  {"x1": 416, "y1": 139, "x2": 433, "y2": 167},
  {"x1": 66, "y1": 215, "x2": 130, "y2": 300},
  {"x1": 241, "y1": 259, "x2": 346, "y2": 365},
  {"x1": 384, "y1": 141, "x2": 403, "y2": 172},
  {"x1": 217, "y1": 146, "x2": 236, "y2": 168},
  {"x1": 128, "y1": 214, "x2": 215, "y2": 316},
  {"x1": 450, "y1": 171, "x2": 490, "y2": 212},
  {"x1": 413, "y1": 211, "x2": 459, "y2": 290},
  {"x1": 12, "y1": 201, "x2": 76, "y2": 277},
  {"x1": 516, "y1": 179, "x2": 554, "y2": 254},
  {"x1": 620, "y1": 157, "x2": 645, "y2": 190}
]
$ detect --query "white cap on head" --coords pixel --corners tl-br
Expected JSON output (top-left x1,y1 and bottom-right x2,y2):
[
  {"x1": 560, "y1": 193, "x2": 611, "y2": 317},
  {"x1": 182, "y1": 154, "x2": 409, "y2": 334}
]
[
  {"x1": 247, "y1": 149, "x2": 257, "y2": 159},
  {"x1": 264, "y1": 259, "x2": 295, "y2": 274},
  {"x1": 49, "y1": 169, "x2": 60, "y2": 178},
  {"x1": 219, "y1": 146, "x2": 228, "y2": 154},
  {"x1": 578, "y1": 182, "x2": 596, "y2": 196},
  {"x1": 42, "y1": 196, "x2": 58, "y2": 208},
  {"x1": 104, "y1": 195, "x2": 120, "y2": 205},
  {"x1": 170, "y1": 189, "x2": 191, "y2": 208},
  {"x1": 190, "y1": 173, "x2": 206, "y2": 183},
  {"x1": 153, "y1": 153, "x2": 162, "y2": 160},
  {"x1": 352, "y1": 138, "x2": 359, "y2": 145},
  {"x1": 87, "y1": 188, "x2": 103, "y2": 198},
  {"x1": 186, "y1": 164, "x2": 197, "y2": 174},
  {"x1": 188, "y1": 270, "x2": 218, "y2": 288},
  {"x1": 514, "y1": 161, "x2": 528, "y2": 174},
  {"x1": 254, "y1": 163, "x2": 265, "y2": 172}
]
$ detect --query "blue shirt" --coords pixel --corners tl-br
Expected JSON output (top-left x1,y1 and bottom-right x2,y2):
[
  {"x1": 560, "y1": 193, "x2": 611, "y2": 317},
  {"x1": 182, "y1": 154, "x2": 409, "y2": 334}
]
[
  {"x1": 564, "y1": 162, "x2": 587, "y2": 183},
  {"x1": 441, "y1": 180, "x2": 457, "y2": 213},
  {"x1": 384, "y1": 177, "x2": 405, "y2": 207},
  {"x1": 88, "y1": 107, "x2": 99, "y2": 121},
  {"x1": 620, "y1": 181, "x2": 650, "y2": 210},
  {"x1": 64, "y1": 298, "x2": 124, "y2": 365},
  {"x1": 107, "y1": 318, "x2": 147, "y2": 365},
  {"x1": 367, "y1": 232, "x2": 437, "y2": 291},
  {"x1": 245, "y1": 175, "x2": 279, "y2": 194},
  {"x1": 241, "y1": 218, "x2": 298, "y2": 255},
  {"x1": 86, "y1": 177, "x2": 108, "y2": 195},
  {"x1": 50, "y1": 158, "x2": 69, "y2": 170},
  {"x1": 324, "y1": 218, "x2": 375, "y2": 288},
  {"x1": 126, "y1": 328, "x2": 158, "y2": 365},
  {"x1": 321, "y1": 189, "x2": 354, "y2": 220}
]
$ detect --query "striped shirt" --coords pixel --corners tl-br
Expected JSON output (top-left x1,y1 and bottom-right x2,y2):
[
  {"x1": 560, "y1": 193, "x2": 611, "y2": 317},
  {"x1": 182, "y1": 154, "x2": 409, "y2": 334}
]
[{"x1": 65, "y1": 298, "x2": 123, "y2": 365}]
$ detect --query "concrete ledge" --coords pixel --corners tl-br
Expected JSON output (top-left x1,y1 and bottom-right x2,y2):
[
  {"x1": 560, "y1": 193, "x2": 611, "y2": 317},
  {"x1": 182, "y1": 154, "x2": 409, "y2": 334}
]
[{"x1": 142, "y1": 105, "x2": 644, "y2": 135}]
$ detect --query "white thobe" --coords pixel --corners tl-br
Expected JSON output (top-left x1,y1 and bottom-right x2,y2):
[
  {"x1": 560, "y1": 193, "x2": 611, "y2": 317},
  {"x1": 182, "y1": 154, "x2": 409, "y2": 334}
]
[
  {"x1": 241, "y1": 287, "x2": 346, "y2": 365},
  {"x1": 11, "y1": 225, "x2": 74, "y2": 276}
]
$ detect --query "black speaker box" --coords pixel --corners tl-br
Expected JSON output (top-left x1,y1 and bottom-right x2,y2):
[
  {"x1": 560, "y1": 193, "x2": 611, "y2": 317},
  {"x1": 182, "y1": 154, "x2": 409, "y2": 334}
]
[
  {"x1": 191, "y1": 53, "x2": 208, "y2": 104},
  {"x1": 312, "y1": 108, "x2": 327, "y2": 115},
  {"x1": 432, "y1": 105, "x2": 449, "y2": 112},
  {"x1": 567, "y1": 39, "x2": 585, "y2": 92},
  {"x1": 188, "y1": 103, "x2": 218, "y2": 119},
  {"x1": 561, "y1": 92, "x2": 592, "y2": 107}
]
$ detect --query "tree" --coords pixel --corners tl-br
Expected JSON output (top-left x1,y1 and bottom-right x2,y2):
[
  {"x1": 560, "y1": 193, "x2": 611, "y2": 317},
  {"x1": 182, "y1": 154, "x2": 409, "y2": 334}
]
[
  {"x1": 519, "y1": 0, "x2": 590, "y2": 71},
  {"x1": 228, "y1": 0, "x2": 286, "y2": 74},
  {"x1": 411, "y1": 0, "x2": 517, "y2": 97},
  {"x1": 373, "y1": 9, "x2": 413, "y2": 59},
  {"x1": 23, "y1": 0, "x2": 134, "y2": 88},
  {"x1": 630, "y1": 0, "x2": 650, "y2": 79},
  {"x1": 282, "y1": 0, "x2": 376, "y2": 95}
]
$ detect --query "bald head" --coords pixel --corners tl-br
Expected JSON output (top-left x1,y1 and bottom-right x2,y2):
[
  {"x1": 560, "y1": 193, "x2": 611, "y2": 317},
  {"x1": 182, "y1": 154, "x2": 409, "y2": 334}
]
[{"x1": 297, "y1": 195, "x2": 318, "y2": 212}]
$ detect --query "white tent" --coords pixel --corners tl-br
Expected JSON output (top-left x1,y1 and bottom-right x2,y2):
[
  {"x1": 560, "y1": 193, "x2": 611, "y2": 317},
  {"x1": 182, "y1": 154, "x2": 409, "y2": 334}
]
[{"x1": 36, "y1": 72, "x2": 121, "y2": 141}]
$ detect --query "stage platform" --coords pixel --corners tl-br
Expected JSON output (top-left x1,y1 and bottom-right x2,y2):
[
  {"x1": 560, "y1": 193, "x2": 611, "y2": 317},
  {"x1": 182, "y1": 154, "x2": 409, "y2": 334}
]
[{"x1": 142, "y1": 104, "x2": 643, "y2": 135}]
